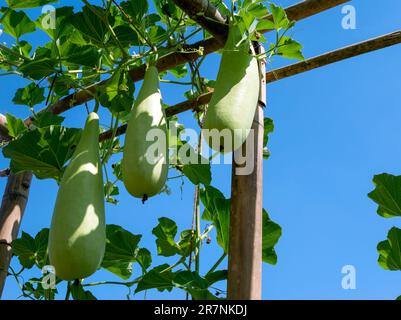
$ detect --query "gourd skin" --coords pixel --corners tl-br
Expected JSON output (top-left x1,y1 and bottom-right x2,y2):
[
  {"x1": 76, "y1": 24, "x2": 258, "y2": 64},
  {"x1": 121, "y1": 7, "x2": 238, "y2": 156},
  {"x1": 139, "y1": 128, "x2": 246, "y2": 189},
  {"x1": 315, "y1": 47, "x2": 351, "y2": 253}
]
[
  {"x1": 122, "y1": 66, "x2": 168, "y2": 199},
  {"x1": 203, "y1": 24, "x2": 260, "y2": 153},
  {"x1": 48, "y1": 112, "x2": 105, "y2": 281}
]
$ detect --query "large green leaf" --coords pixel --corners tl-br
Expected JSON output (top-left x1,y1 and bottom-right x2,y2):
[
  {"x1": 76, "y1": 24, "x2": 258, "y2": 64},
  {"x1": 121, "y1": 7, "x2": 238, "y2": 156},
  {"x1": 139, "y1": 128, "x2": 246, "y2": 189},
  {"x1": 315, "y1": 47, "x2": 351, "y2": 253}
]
[
  {"x1": 1, "y1": 10, "x2": 36, "y2": 39},
  {"x1": 59, "y1": 40, "x2": 101, "y2": 67},
  {"x1": 121, "y1": 0, "x2": 148, "y2": 22},
  {"x1": 377, "y1": 227, "x2": 401, "y2": 271},
  {"x1": 18, "y1": 58, "x2": 57, "y2": 80},
  {"x1": 368, "y1": 174, "x2": 401, "y2": 218},
  {"x1": 70, "y1": 5, "x2": 110, "y2": 47},
  {"x1": 12, "y1": 229, "x2": 49, "y2": 269},
  {"x1": 101, "y1": 224, "x2": 144, "y2": 280},
  {"x1": 2, "y1": 125, "x2": 81, "y2": 181},
  {"x1": 262, "y1": 209, "x2": 282, "y2": 265},
  {"x1": 7, "y1": 0, "x2": 58, "y2": 9},
  {"x1": 32, "y1": 112, "x2": 65, "y2": 128},
  {"x1": 12, "y1": 83, "x2": 45, "y2": 108}
]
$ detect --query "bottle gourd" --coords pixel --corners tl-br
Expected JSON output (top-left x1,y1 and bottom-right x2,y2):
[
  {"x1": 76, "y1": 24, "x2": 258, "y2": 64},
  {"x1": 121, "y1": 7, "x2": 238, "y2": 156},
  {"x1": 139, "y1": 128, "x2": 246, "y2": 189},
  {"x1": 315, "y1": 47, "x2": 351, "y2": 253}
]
[
  {"x1": 48, "y1": 112, "x2": 106, "y2": 281},
  {"x1": 122, "y1": 65, "x2": 168, "y2": 201},
  {"x1": 203, "y1": 23, "x2": 260, "y2": 153}
]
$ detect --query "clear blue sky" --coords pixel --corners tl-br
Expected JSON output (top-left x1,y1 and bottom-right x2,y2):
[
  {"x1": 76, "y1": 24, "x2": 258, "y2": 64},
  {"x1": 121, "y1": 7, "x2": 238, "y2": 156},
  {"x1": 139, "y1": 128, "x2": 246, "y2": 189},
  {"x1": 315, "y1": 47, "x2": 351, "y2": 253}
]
[{"x1": 1, "y1": 0, "x2": 401, "y2": 300}]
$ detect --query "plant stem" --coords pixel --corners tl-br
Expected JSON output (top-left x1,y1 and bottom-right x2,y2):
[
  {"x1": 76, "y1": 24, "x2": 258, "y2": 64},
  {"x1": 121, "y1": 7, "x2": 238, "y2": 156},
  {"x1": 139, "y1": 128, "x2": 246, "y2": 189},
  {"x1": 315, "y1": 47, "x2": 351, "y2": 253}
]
[
  {"x1": 65, "y1": 281, "x2": 71, "y2": 300},
  {"x1": 206, "y1": 253, "x2": 227, "y2": 276}
]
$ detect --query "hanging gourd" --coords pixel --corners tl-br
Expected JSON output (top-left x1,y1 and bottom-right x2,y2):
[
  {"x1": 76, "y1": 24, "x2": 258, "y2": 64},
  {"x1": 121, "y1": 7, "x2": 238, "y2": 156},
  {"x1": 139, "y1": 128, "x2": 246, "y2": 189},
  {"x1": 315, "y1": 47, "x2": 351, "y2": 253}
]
[
  {"x1": 203, "y1": 22, "x2": 260, "y2": 153},
  {"x1": 48, "y1": 112, "x2": 106, "y2": 281},
  {"x1": 122, "y1": 65, "x2": 168, "y2": 202}
]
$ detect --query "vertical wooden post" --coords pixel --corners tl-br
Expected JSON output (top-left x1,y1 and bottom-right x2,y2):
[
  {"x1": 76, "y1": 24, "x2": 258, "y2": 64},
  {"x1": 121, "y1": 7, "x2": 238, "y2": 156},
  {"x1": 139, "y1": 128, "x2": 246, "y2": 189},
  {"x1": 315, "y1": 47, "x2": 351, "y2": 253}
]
[
  {"x1": 227, "y1": 43, "x2": 266, "y2": 300},
  {"x1": 0, "y1": 172, "x2": 32, "y2": 298}
]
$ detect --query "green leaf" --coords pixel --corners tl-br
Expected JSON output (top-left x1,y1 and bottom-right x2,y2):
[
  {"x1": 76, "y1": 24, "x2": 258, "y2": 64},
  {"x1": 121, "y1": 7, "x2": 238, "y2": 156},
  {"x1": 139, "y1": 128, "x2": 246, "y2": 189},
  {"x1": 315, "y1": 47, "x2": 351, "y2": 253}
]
[
  {"x1": 269, "y1": 3, "x2": 290, "y2": 30},
  {"x1": 135, "y1": 264, "x2": 174, "y2": 293},
  {"x1": 2, "y1": 125, "x2": 81, "y2": 181},
  {"x1": 144, "y1": 13, "x2": 161, "y2": 28},
  {"x1": 247, "y1": 3, "x2": 269, "y2": 19},
  {"x1": 108, "y1": 25, "x2": 140, "y2": 47},
  {"x1": 204, "y1": 270, "x2": 227, "y2": 286},
  {"x1": 71, "y1": 283, "x2": 97, "y2": 300},
  {"x1": 152, "y1": 0, "x2": 178, "y2": 21},
  {"x1": 18, "y1": 58, "x2": 57, "y2": 80},
  {"x1": 12, "y1": 229, "x2": 49, "y2": 269},
  {"x1": 59, "y1": 41, "x2": 101, "y2": 67},
  {"x1": 12, "y1": 83, "x2": 45, "y2": 108},
  {"x1": 262, "y1": 209, "x2": 282, "y2": 265},
  {"x1": 23, "y1": 276, "x2": 59, "y2": 300},
  {"x1": 1, "y1": 10, "x2": 36, "y2": 39},
  {"x1": 101, "y1": 224, "x2": 142, "y2": 280},
  {"x1": 70, "y1": 5, "x2": 110, "y2": 47},
  {"x1": 368, "y1": 174, "x2": 401, "y2": 218},
  {"x1": 200, "y1": 186, "x2": 230, "y2": 253},
  {"x1": 104, "y1": 182, "x2": 119, "y2": 205},
  {"x1": 121, "y1": 0, "x2": 149, "y2": 22},
  {"x1": 5, "y1": 113, "x2": 27, "y2": 138},
  {"x1": 98, "y1": 70, "x2": 135, "y2": 113},
  {"x1": 148, "y1": 25, "x2": 167, "y2": 44},
  {"x1": 112, "y1": 161, "x2": 123, "y2": 181},
  {"x1": 32, "y1": 112, "x2": 65, "y2": 128},
  {"x1": 276, "y1": 36, "x2": 304, "y2": 60},
  {"x1": 263, "y1": 117, "x2": 274, "y2": 147},
  {"x1": 152, "y1": 217, "x2": 180, "y2": 257},
  {"x1": 168, "y1": 64, "x2": 187, "y2": 78},
  {"x1": 136, "y1": 248, "x2": 152, "y2": 271},
  {"x1": 256, "y1": 19, "x2": 275, "y2": 31},
  {"x1": 377, "y1": 227, "x2": 401, "y2": 271},
  {"x1": 182, "y1": 162, "x2": 211, "y2": 186},
  {"x1": 7, "y1": 0, "x2": 57, "y2": 9},
  {"x1": 35, "y1": 6, "x2": 74, "y2": 40}
]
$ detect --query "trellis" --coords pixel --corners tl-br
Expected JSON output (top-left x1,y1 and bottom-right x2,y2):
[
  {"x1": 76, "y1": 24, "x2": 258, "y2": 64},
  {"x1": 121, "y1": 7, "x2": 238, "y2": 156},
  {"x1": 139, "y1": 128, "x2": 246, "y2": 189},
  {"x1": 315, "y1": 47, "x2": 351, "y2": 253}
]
[{"x1": 0, "y1": 0, "x2": 400, "y2": 299}]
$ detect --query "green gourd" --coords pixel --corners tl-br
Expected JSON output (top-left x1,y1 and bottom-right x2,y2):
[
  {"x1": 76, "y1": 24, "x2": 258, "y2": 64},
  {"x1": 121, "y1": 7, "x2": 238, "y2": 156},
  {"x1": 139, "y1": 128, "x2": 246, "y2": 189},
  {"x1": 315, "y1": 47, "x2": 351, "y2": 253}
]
[
  {"x1": 203, "y1": 22, "x2": 260, "y2": 153},
  {"x1": 48, "y1": 112, "x2": 105, "y2": 281},
  {"x1": 122, "y1": 65, "x2": 168, "y2": 201}
]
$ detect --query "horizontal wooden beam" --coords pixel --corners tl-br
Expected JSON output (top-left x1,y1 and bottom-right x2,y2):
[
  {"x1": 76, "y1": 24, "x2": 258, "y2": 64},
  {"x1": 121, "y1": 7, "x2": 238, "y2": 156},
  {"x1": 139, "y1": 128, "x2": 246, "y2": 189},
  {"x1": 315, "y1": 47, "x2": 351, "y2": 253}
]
[
  {"x1": 22, "y1": 0, "x2": 349, "y2": 131},
  {"x1": 98, "y1": 30, "x2": 401, "y2": 142},
  {"x1": 267, "y1": 30, "x2": 401, "y2": 82}
]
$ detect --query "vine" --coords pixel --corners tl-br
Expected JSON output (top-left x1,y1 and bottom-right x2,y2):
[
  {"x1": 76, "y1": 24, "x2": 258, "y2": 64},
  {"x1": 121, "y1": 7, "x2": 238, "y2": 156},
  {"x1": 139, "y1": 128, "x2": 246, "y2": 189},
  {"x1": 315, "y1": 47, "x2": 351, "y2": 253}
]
[{"x1": 0, "y1": 0, "x2": 303, "y2": 300}]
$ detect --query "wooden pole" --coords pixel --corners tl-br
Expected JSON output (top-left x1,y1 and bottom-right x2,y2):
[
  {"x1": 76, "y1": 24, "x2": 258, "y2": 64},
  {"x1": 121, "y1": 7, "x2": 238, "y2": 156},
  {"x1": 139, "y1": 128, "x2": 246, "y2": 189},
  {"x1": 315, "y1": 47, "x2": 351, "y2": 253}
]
[
  {"x1": 0, "y1": 172, "x2": 32, "y2": 298},
  {"x1": 227, "y1": 44, "x2": 266, "y2": 300}
]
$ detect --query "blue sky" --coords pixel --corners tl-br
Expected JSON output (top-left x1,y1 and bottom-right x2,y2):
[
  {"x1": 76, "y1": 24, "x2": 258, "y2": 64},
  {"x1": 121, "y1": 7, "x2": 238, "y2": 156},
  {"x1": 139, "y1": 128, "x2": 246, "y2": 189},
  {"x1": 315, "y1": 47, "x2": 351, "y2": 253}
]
[{"x1": 1, "y1": 0, "x2": 401, "y2": 300}]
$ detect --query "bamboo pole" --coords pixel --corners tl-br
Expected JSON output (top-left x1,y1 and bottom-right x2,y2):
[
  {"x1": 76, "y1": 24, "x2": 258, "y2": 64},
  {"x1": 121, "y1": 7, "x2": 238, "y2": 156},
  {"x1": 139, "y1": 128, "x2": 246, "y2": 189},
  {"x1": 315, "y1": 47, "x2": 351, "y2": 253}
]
[{"x1": 227, "y1": 44, "x2": 266, "y2": 300}]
